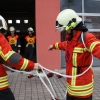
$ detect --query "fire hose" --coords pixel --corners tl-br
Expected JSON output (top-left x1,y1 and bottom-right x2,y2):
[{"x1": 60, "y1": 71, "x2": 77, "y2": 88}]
[
  {"x1": 3, "y1": 54, "x2": 93, "y2": 100},
  {"x1": 3, "y1": 33, "x2": 93, "y2": 100}
]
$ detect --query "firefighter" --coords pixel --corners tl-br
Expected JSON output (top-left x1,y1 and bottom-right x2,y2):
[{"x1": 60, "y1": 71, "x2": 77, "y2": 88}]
[
  {"x1": 24, "y1": 27, "x2": 36, "y2": 78},
  {"x1": 0, "y1": 15, "x2": 39, "y2": 100},
  {"x1": 48, "y1": 9, "x2": 100, "y2": 100},
  {"x1": 24, "y1": 27, "x2": 36, "y2": 61},
  {"x1": 7, "y1": 27, "x2": 21, "y2": 72},
  {"x1": 7, "y1": 26, "x2": 21, "y2": 53}
]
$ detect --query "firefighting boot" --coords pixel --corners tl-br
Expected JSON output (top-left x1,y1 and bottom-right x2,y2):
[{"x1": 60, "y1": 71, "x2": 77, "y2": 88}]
[
  {"x1": 28, "y1": 74, "x2": 34, "y2": 78},
  {"x1": 56, "y1": 74, "x2": 62, "y2": 78},
  {"x1": 47, "y1": 72, "x2": 54, "y2": 78}
]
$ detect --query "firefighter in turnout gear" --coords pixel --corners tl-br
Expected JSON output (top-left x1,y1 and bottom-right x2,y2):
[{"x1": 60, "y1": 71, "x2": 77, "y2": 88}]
[
  {"x1": 48, "y1": 9, "x2": 100, "y2": 100},
  {"x1": 7, "y1": 26, "x2": 21, "y2": 72},
  {"x1": 7, "y1": 26, "x2": 21, "y2": 53},
  {"x1": 0, "y1": 15, "x2": 39, "y2": 100},
  {"x1": 25, "y1": 27, "x2": 36, "y2": 61}
]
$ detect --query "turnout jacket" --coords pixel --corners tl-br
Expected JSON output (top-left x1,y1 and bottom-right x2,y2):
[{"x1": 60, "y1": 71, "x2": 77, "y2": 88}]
[
  {"x1": 0, "y1": 33, "x2": 34, "y2": 90},
  {"x1": 7, "y1": 35, "x2": 21, "y2": 52},
  {"x1": 53, "y1": 30, "x2": 100, "y2": 98}
]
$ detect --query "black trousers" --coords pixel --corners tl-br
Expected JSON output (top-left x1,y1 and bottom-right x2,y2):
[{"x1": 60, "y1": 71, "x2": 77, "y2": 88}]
[
  {"x1": 25, "y1": 51, "x2": 34, "y2": 61},
  {"x1": 66, "y1": 94, "x2": 92, "y2": 100},
  {"x1": 0, "y1": 88, "x2": 15, "y2": 100}
]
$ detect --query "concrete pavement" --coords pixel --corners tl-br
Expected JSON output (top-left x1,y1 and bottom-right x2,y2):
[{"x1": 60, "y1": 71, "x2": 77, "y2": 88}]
[{"x1": 7, "y1": 67, "x2": 100, "y2": 100}]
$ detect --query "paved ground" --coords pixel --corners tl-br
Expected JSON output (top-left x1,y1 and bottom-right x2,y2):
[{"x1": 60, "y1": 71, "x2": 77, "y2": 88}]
[{"x1": 7, "y1": 67, "x2": 100, "y2": 100}]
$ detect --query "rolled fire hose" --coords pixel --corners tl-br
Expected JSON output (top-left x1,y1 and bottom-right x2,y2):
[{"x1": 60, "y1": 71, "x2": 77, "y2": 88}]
[{"x1": 3, "y1": 32, "x2": 93, "y2": 100}]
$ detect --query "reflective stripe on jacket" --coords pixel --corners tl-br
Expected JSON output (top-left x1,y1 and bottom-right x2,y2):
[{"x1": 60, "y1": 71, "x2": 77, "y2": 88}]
[
  {"x1": 0, "y1": 33, "x2": 35, "y2": 90},
  {"x1": 0, "y1": 33, "x2": 34, "y2": 71},
  {"x1": 0, "y1": 64, "x2": 9, "y2": 90},
  {"x1": 0, "y1": 76, "x2": 9, "y2": 90}
]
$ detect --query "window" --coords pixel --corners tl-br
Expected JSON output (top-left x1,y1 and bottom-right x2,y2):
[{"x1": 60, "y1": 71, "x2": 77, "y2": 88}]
[
  {"x1": 24, "y1": 20, "x2": 28, "y2": 24},
  {"x1": 60, "y1": 0, "x2": 82, "y2": 13},
  {"x1": 84, "y1": 16, "x2": 100, "y2": 29},
  {"x1": 84, "y1": 0, "x2": 100, "y2": 13},
  {"x1": 8, "y1": 20, "x2": 12, "y2": 24},
  {"x1": 16, "y1": 20, "x2": 20, "y2": 24},
  {"x1": 92, "y1": 32, "x2": 100, "y2": 40}
]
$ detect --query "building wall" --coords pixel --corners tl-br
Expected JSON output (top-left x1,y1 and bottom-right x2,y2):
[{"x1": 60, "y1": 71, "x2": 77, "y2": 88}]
[
  {"x1": 36, "y1": 0, "x2": 60, "y2": 70},
  {"x1": 60, "y1": 0, "x2": 100, "y2": 67}
]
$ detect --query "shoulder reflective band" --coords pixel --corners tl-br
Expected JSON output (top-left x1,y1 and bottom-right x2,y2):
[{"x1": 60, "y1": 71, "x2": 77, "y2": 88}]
[
  {"x1": 0, "y1": 50, "x2": 15, "y2": 61},
  {"x1": 89, "y1": 41, "x2": 100, "y2": 53}
]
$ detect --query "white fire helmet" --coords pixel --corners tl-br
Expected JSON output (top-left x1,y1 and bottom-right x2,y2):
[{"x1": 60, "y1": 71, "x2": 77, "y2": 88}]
[
  {"x1": 9, "y1": 26, "x2": 15, "y2": 31},
  {"x1": 56, "y1": 9, "x2": 82, "y2": 31},
  {"x1": 28, "y1": 27, "x2": 34, "y2": 33},
  {"x1": 0, "y1": 15, "x2": 8, "y2": 30}
]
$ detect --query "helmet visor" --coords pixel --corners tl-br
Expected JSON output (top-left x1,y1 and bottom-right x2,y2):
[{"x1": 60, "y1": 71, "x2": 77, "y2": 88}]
[{"x1": 55, "y1": 21, "x2": 66, "y2": 32}]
